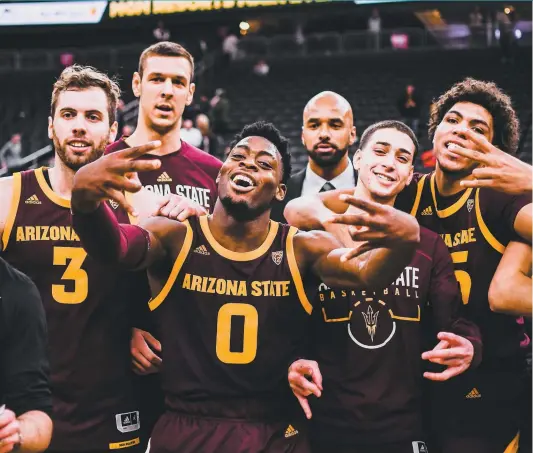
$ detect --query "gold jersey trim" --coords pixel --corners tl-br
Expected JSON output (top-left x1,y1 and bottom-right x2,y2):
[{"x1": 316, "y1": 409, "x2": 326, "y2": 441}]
[
  {"x1": 2, "y1": 172, "x2": 22, "y2": 251},
  {"x1": 430, "y1": 173, "x2": 473, "y2": 218},
  {"x1": 474, "y1": 189, "x2": 505, "y2": 254},
  {"x1": 199, "y1": 215, "x2": 279, "y2": 261},
  {"x1": 286, "y1": 226, "x2": 313, "y2": 315},
  {"x1": 409, "y1": 174, "x2": 428, "y2": 217},
  {"x1": 109, "y1": 437, "x2": 140, "y2": 450},
  {"x1": 503, "y1": 432, "x2": 520, "y2": 453},
  {"x1": 149, "y1": 220, "x2": 193, "y2": 311},
  {"x1": 35, "y1": 167, "x2": 70, "y2": 208}
]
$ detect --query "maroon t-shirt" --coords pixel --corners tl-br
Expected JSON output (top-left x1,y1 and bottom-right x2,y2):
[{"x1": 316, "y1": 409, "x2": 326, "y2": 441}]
[
  {"x1": 309, "y1": 227, "x2": 480, "y2": 444},
  {"x1": 147, "y1": 217, "x2": 315, "y2": 420},
  {"x1": 1, "y1": 168, "x2": 145, "y2": 451},
  {"x1": 106, "y1": 138, "x2": 222, "y2": 211},
  {"x1": 395, "y1": 171, "x2": 531, "y2": 365}
]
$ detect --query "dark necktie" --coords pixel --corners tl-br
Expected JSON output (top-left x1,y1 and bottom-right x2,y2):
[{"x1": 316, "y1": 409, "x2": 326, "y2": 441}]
[{"x1": 320, "y1": 182, "x2": 336, "y2": 192}]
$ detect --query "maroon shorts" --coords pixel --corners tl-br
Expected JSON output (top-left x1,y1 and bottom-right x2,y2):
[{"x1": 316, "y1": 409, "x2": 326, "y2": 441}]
[{"x1": 150, "y1": 411, "x2": 310, "y2": 453}]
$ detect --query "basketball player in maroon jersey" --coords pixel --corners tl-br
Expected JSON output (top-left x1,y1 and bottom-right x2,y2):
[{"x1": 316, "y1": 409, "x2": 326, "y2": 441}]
[
  {"x1": 106, "y1": 41, "x2": 221, "y2": 211},
  {"x1": 287, "y1": 120, "x2": 481, "y2": 453},
  {"x1": 70, "y1": 121, "x2": 421, "y2": 453},
  {"x1": 0, "y1": 65, "x2": 196, "y2": 453},
  {"x1": 284, "y1": 78, "x2": 531, "y2": 453}
]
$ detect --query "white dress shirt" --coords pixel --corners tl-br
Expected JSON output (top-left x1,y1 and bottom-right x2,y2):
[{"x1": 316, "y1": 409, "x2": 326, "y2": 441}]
[{"x1": 301, "y1": 163, "x2": 356, "y2": 196}]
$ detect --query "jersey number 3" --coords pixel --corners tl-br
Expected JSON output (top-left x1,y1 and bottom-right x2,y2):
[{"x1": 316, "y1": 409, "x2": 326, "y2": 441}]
[
  {"x1": 216, "y1": 303, "x2": 258, "y2": 364},
  {"x1": 52, "y1": 247, "x2": 88, "y2": 304}
]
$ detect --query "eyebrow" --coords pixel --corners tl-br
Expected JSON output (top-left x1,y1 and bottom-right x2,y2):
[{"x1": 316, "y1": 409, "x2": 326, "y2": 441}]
[
  {"x1": 447, "y1": 110, "x2": 490, "y2": 129},
  {"x1": 307, "y1": 117, "x2": 344, "y2": 123},
  {"x1": 148, "y1": 72, "x2": 188, "y2": 81},
  {"x1": 375, "y1": 141, "x2": 412, "y2": 155},
  {"x1": 59, "y1": 107, "x2": 103, "y2": 115},
  {"x1": 234, "y1": 145, "x2": 277, "y2": 158}
]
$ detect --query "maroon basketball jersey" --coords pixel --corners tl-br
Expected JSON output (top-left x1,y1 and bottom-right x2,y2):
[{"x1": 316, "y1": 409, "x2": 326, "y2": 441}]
[
  {"x1": 311, "y1": 228, "x2": 467, "y2": 445},
  {"x1": 147, "y1": 216, "x2": 314, "y2": 420},
  {"x1": 106, "y1": 138, "x2": 222, "y2": 211},
  {"x1": 1, "y1": 168, "x2": 144, "y2": 451},
  {"x1": 396, "y1": 172, "x2": 531, "y2": 365}
]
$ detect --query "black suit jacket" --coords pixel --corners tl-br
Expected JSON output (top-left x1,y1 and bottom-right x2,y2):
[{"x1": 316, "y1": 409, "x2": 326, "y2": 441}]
[{"x1": 270, "y1": 167, "x2": 358, "y2": 223}]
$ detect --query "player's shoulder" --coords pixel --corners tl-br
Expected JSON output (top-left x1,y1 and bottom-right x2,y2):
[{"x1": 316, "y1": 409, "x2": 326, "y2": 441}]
[
  {"x1": 105, "y1": 137, "x2": 129, "y2": 155},
  {"x1": 181, "y1": 141, "x2": 223, "y2": 170},
  {"x1": 293, "y1": 229, "x2": 339, "y2": 253},
  {"x1": 395, "y1": 171, "x2": 433, "y2": 212},
  {"x1": 478, "y1": 186, "x2": 531, "y2": 209},
  {"x1": 0, "y1": 174, "x2": 15, "y2": 192},
  {"x1": 141, "y1": 216, "x2": 193, "y2": 247}
]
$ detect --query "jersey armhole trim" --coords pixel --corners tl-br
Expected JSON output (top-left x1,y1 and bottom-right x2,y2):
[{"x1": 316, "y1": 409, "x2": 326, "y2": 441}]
[
  {"x1": 286, "y1": 226, "x2": 313, "y2": 315},
  {"x1": 2, "y1": 172, "x2": 22, "y2": 251},
  {"x1": 149, "y1": 220, "x2": 194, "y2": 311},
  {"x1": 35, "y1": 167, "x2": 70, "y2": 208},
  {"x1": 410, "y1": 174, "x2": 428, "y2": 217},
  {"x1": 475, "y1": 189, "x2": 505, "y2": 254}
]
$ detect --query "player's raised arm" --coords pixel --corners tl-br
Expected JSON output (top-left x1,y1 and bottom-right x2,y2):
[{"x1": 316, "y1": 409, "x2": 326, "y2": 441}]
[
  {"x1": 489, "y1": 241, "x2": 532, "y2": 316},
  {"x1": 294, "y1": 197, "x2": 420, "y2": 289},
  {"x1": 71, "y1": 140, "x2": 187, "y2": 269},
  {"x1": 283, "y1": 189, "x2": 352, "y2": 231}
]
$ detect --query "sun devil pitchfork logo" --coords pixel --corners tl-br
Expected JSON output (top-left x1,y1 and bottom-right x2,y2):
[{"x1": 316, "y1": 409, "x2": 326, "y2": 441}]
[
  {"x1": 362, "y1": 305, "x2": 379, "y2": 342},
  {"x1": 272, "y1": 251, "x2": 283, "y2": 265}
]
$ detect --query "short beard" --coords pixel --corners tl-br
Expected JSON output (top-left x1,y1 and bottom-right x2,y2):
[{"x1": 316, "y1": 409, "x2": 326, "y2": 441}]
[
  {"x1": 437, "y1": 158, "x2": 475, "y2": 180},
  {"x1": 53, "y1": 134, "x2": 107, "y2": 171},
  {"x1": 307, "y1": 146, "x2": 349, "y2": 168},
  {"x1": 220, "y1": 195, "x2": 271, "y2": 222}
]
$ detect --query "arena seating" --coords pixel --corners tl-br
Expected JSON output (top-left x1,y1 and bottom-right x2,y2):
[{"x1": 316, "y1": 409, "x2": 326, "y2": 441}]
[{"x1": 0, "y1": 47, "x2": 531, "y2": 171}]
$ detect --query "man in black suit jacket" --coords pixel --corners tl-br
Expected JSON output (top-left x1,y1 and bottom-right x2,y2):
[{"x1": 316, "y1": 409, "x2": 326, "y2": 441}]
[{"x1": 272, "y1": 91, "x2": 357, "y2": 222}]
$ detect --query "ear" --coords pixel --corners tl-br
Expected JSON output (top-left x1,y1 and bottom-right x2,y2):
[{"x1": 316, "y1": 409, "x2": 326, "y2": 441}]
[
  {"x1": 186, "y1": 82, "x2": 196, "y2": 106},
  {"x1": 132, "y1": 72, "x2": 141, "y2": 98},
  {"x1": 353, "y1": 149, "x2": 362, "y2": 171},
  {"x1": 275, "y1": 183, "x2": 287, "y2": 202},
  {"x1": 301, "y1": 126, "x2": 305, "y2": 147},
  {"x1": 349, "y1": 125, "x2": 357, "y2": 146},
  {"x1": 47, "y1": 116, "x2": 54, "y2": 140},
  {"x1": 406, "y1": 164, "x2": 414, "y2": 186},
  {"x1": 215, "y1": 171, "x2": 221, "y2": 185},
  {"x1": 109, "y1": 121, "x2": 118, "y2": 143}
]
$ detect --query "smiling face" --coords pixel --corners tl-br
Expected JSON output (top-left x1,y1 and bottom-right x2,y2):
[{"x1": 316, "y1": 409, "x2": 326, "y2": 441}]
[
  {"x1": 217, "y1": 136, "x2": 286, "y2": 221},
  {"x1": 354, "y1": 128, "x2": 415, "y2": 203},
  {"x1": 48, "y1": 87, "x2": 117, "y2": 171},
  {"x1": 301, "y1": 92, "x2": 356, "y2": 168},
  {"x1": 133, "y1": 55, "x2": 195, "y2": 135},
  {"x1": 433, "y1": 101, "x2": 494, "y2": 177}
]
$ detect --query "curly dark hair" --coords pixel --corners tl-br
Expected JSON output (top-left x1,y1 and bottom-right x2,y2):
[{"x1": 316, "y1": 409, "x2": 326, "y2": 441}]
[
  {"x1": 229, "y1": 121, "x2": 292, "y2": 184},
  {"x1": 428, "y1": 78, "x2": 520, "y2": 155}
]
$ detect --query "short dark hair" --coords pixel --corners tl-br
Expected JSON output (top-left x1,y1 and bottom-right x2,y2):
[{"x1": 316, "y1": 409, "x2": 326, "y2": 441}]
[
  {"x1": 51, "y1": 65, "x2": 121, "y2": 126},
  {"x1": 359, "y1": 120, "x2": 419, "y2": 160},
  {"x1": 138, "y1": 41, "x2": 195, "y2": 81},
  {"x1": 428, "y1": 78, "x2": 519, "y2": 155},
  {"x1": 229, "y1": 121, "x2": 292, "y2": 184}
]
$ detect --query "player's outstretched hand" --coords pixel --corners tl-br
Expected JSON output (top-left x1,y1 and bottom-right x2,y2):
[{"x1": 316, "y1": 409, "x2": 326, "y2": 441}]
[
  {"x1": 446, "y1": 129, "x2": 533, "y2": 195},
  {"x1": 288, "y1": 359, "x2": 323, "y2": 420},
  {"x1": 0, "y1": 406, "x2": 21, "y2": 453},
  {"x1": 131, "y1": 328, "x2": 162, "y2": 376},
  {"x1": 72, "y1": 141, "x2": 161, "y2": 216},
  {"x1": 152, "y1": 194, "x2": 207, "y2": 222},
  {"x1": 421, "y1": 332, "x2": 474, "y2": 381},
  {"x1": 328, "y1": 195, "x2": 420, "y2": 262}
]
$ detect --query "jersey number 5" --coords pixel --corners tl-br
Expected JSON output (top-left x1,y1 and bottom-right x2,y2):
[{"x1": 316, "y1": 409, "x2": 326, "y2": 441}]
[
  {"x1": 451, "y1": 251, "x2": 471, "y2": 305},
  {"x1": 216, "y1": 303, "x2": 258, "y2": 364},
  {"x1": 52, "y1": 247, "x2": 88, "y2": 304}
]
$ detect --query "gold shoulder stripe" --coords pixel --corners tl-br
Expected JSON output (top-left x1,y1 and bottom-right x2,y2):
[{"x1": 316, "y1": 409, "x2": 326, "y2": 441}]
[
  {"x1": 475, "y1": 189, "x2": 505, "y2": 254},
  {"x1": 503, "y1": 432, "x2": 519, "y2": 453},
  {"x1": 200, "y1": 215, "x2": 279, "y2": 261},
  {"x1": 149, "y1": 220, "x2": 193, "y2": 311},
  {"x1": 430, "y1": 173, "x2": 472, "y2": 218},
  {"x1": 410, "y1": 174, "x2": 428, "y2": 217},
  {"x1": 2, "y1": 172, "x2": 22, "y2": 251},
  {"x1": 35, "y1": 167, "x2": 70, "y2": 208},
  {"x1": 286, "y1": 226, "x2": 312, "y2": 315}
]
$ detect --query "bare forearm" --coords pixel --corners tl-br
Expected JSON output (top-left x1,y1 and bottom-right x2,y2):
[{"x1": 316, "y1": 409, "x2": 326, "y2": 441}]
[
  {"x1": 71, "y1": 203, "x2": 149, "y2": 268},
  {"x1": 18, "y1": 411, "x2": 53, "y2": 452},
  {"x1": 359, "y1": 244, "x2": 417, "y2": 288},
  {"x1": 489, "y1": 272, "x2": 532, "y2": 316},
  {"x1": 284, "y1": 197, "x2": 331, "y2": 231}
]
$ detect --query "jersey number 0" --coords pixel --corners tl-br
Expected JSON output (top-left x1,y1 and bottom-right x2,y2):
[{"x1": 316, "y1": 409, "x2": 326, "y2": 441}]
[{"x1": 216, "y1": 303, "x2": 259, "y2": 364}]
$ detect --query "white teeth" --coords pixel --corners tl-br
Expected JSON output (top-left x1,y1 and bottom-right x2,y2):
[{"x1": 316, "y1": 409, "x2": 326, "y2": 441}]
[
  {"x1": 69, "y1": 142, "x2": 88, "y2": 148},
  {"x1": 232, "y1": 174, "x2": 254, "y2": 187},
  {"x1": 376, "y1": 174, "x2": 393, "y2": 182}
]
